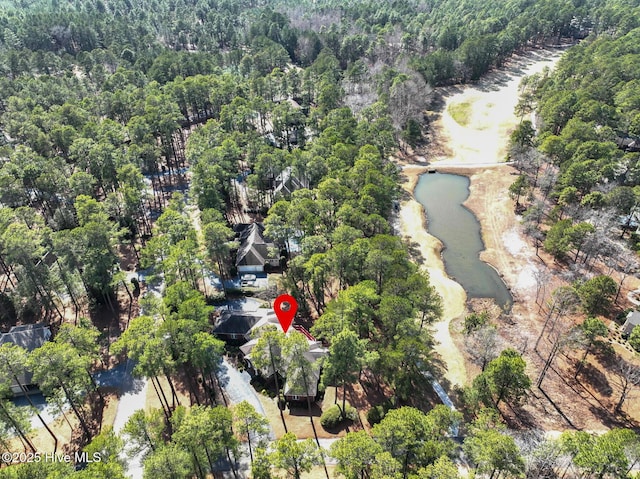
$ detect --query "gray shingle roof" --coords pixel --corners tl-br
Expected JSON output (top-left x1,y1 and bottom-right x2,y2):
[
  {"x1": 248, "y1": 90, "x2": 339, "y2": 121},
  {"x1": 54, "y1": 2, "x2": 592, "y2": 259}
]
[
  {"x1": 0, "y1": 324, "x2": 51, "y2": 392},
  {"x1": 212, "y1": 312, "x2": 264, "y2": 336},
  {"x1": 0, "y1": 324, "x2": 51, "y2": 351},
  {"x1": 623, "y1": 311, "x2": 640, "y2": 335},
  {"x1": 235, "y1": 223, "x2": 276, "y2": 268}
]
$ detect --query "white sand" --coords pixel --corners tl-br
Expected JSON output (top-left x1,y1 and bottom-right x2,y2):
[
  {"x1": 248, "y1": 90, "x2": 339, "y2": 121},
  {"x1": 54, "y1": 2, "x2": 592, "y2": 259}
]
[
  {"x1": 503, "y1": 229, "x2": 527, "y2": 255},
  {"x1": 433, "y1": 50, "x2": 565, "y2": 166}
]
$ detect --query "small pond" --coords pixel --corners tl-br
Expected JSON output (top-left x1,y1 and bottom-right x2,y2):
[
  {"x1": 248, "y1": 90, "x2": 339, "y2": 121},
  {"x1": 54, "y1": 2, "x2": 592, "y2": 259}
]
[{"x1": 414, "y1": 172, "x2": 513, "y2": 310}]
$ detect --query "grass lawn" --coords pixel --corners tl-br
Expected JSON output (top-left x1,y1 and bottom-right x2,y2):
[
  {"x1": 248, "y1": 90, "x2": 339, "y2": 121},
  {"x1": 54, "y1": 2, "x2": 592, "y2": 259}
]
[
  {"x1": 303, "y1": 464, "x2": 337, "y2": 478},
  {"x1": 447, "y1": 100, "x2": 472, "y2": 127}
]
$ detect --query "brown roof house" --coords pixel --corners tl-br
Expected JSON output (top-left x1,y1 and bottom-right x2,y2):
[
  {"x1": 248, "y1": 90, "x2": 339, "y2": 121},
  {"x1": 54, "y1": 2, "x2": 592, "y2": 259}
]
[
  {"x1": 234, "y1": 223, "x2": 280, "y2": 273},
  {"x1": 0, "y1": 324, "x2": 51, "y2": 395}
]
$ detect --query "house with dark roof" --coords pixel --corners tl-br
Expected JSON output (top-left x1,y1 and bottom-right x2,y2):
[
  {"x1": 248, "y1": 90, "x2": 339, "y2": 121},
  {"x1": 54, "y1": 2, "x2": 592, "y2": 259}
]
[
  {"x1": 273, "y1": 166, "x2": 308, "y2": 198},
  {"x1": 0, "y1": 324, "x2": 51, "y2": 395},
  {"x1": 212, "y1": 309, "x2": 278, "y2": 343},
  {"x1": 234, "y1": 223, "x2": 280, "y2": 273}
]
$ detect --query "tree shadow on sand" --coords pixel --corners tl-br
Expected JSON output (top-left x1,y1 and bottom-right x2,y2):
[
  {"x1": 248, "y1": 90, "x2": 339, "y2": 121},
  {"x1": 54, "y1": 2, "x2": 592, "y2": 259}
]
[
  {"x1": 574, "y1": 362, "x2": 613, "y2": 398},
  {"x1": 541, "y1": 362, "x2": 630, "y2": 430},
  {"x1": 405, "y1": 239, "x2": 426, "y2": 266},
  {"x1": 502, "y1": 399, "x2": 539, "y2": 430}
]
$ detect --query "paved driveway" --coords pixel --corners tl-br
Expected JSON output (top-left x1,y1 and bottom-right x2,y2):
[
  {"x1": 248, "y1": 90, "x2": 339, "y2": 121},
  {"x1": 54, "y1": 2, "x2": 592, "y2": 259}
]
[{"x1": 217, "y1": 357, "x2": 273, "y2": 437}]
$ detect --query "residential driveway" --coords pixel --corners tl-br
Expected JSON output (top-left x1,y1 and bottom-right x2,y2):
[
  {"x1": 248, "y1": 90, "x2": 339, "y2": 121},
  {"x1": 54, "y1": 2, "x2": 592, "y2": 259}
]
[
  {"x1": 11, "y1": 393, "x2": 60, "y2": 430},
  {"x1": 217, "y1": 357, "x2": 273, "y2": 438},
  {"x1": 224, "y1": 273, "x2": 270, "y2": 290},
  {"x1": 214, "y1": 357, "x2": 275, "y2": 477},
  {"x1": 108, "y1": 361, "x2": 148, "y2": 434},
  {"x1": 315, "y1": 438, "x2": 339, "y2": 465},
  {"x1": 113, "y1": 382, "x2": 148, "y2": 479},
  {"x1": 96, "y1": 359, "x2": 147, "y2": 479}
]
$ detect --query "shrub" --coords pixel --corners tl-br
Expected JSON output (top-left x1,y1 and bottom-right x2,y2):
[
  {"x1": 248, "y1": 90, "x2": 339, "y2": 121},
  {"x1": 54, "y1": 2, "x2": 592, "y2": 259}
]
[
  {"x1": 366, "y1": 405, "x2": 385, "y2": 426},
  {"x1": 320, "y1": 404, "x2": 357, "y2": 429},
  {"x1": 629, "y1": 326, "x2": 640, "y2": 352},
  {"x1": 464, "y1": 312, "x2": 489, "y2": 334},
  {"x1": 617, "y1": 308, "x2": 634, "y2": 324},
  {"x1": 366, "y1": 398, "x2": 396, "y2": 426}
]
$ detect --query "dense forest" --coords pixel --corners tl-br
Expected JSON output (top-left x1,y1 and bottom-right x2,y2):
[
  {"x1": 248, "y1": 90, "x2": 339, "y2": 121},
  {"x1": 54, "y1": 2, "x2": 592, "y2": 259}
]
[
  {"x1": 1, "y1": 0, "x2": 640, "y2": 478},
  {"x1": 512, "y1": 25, "x2": 640, "y2": 287}
]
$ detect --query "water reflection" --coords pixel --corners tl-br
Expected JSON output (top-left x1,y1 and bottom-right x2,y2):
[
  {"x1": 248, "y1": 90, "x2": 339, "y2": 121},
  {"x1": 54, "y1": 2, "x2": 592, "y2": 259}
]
[{"x1": 414, "y1": 172, "x2": 513, "y2": 309}]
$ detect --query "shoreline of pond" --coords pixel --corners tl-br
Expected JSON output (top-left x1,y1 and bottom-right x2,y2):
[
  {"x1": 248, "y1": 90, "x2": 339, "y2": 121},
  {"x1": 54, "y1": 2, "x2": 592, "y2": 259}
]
[
  {"x1": 396, "y1": 163, "x2": 469, "y2": 387},
  {"x1": 396, "y1": 48, "x2": 567, "y2": 387},
  {"x1": 414, "y1": 171, "x2": 514, "y2": 311}
]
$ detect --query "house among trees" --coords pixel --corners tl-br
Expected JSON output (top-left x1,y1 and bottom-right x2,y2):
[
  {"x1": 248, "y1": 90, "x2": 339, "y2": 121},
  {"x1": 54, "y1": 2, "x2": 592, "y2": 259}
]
[
  {"x1": 283, "y1": 329, "x2": 328, "y2": 402},
  {"x1": 212, "y1": 308, "x2": 279, "y2": 343},
  {"x1": 622, "y1": 311, "x2": 640, "y2": 336},
  {"x1": 234, "y1": 223, "x2": 280, "y2": 273},
  {"x1": 616, "y1": 135, "x2": 640, "y2": 153},
  {"x1": 0, "y1": 324, "x2": 51, "y2": 395},
  {"x1": 240, "y1": 324, "x2": 328, "y2": 402},
  {"x1": 272, "y1": 166, "x2": 308, "y2": 197},
  {"x1": 619, "y1": 211, "x2": 640, "y2": 233}
]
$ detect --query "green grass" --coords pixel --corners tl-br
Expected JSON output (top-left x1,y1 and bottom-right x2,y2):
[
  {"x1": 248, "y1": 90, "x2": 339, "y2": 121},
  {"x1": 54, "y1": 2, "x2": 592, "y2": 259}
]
[{"x1": 448, "y1": 100, "x2": 473, "y2": 127}]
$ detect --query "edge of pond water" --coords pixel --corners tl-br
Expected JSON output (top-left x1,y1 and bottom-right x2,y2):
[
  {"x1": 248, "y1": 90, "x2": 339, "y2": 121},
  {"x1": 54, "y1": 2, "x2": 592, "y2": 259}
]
[{"x1": 415, "y1": 167, "x2": 514, "y2": 312}]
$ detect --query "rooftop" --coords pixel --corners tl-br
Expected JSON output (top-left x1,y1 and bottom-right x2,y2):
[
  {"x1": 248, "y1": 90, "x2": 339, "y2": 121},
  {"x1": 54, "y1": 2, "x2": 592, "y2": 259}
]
[
  {"x1": 234, "y1": 223, "x2": 277, "y2": 268},
  {"x1": 212, "y1": 308, "x2": 278, "y2": 337},
  {"x1": 0, "y1": 324, "x2": 51, "y2": 351}
]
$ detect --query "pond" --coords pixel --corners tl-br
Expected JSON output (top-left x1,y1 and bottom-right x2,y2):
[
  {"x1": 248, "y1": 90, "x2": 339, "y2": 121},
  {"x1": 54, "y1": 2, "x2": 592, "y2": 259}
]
[{"x1": 414, "y1": 172, "x2": 513, "y2": 310}]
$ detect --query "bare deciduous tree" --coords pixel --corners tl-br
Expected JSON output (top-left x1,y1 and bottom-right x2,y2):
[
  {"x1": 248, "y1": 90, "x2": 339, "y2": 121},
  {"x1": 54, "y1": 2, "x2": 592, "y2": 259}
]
[
  {"x1": 538, "y1": 167, "x2": 558, "y2": 200},
  {"x1": 523, "y1": 200, "x2": 546, "y2": 229},
  {"x1": 610, "y1": 250, "x2": 639, "y2": 303},
  {"x1": 515, "y1": 430, "x2": 563, "y2": 479},
  {"x1": 388, "y1": 69, "x2": 432, "y2": 133},
  {"x1": 537, "y1": 316, "x2": 582, "y2": 388},
  {"x1": 535, "y1": 286, "x2": 579, "y2": 352},
  {"x1": 558, "y1": 262, "x2": 585, "y2": 284},
  {"x1": 466, "y1": 324, "x2": 503, "y2": 371},
  {"x1": 533, "y1": 268, "x2": 551, "y2": 306},
  {"x1": 612, "y1": 359, "x2": 640, "y2": 413}
]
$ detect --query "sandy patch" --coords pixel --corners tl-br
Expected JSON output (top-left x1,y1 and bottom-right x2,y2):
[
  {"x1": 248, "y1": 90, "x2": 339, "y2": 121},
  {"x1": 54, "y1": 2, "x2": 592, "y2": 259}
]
[
  {"x1": 398, "y1": 167, "x2": 468, "y2": 387},
  {"x1": 503, "y1": 229, "x2": 527, "y2": 255},
  {"x1": 516, "y1": 265, "x2": 538, "y2": 291},
  {"x1": 503, "y1": 227, "x2": 539, "y2": 292},
  {"x1": 430, "y1": 49, "x2": 565, "y2": 166}
]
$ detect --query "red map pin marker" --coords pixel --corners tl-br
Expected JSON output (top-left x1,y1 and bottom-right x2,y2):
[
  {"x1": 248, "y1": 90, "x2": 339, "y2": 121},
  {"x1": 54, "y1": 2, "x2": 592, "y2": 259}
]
[{"x1": 274, "y1": 294, "x2": 298, "y2": 333}]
